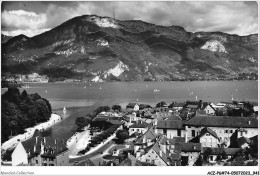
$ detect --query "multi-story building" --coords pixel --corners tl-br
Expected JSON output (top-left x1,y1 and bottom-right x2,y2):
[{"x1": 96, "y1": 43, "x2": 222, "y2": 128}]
[
  {"x1": 11, "y1": 135, "x2": 69, "y2": 166},
  {"x1": 184, "y1": 116, "x2": 258, "y2": 146},
  {"x1": 155, "y1": 118, "x2": 186, "y2": 139}
]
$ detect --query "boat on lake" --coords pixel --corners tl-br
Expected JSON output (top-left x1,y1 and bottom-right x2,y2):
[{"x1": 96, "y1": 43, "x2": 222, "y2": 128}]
[{"x1": 154, "y1": 89, "x2": 160, "y2": 92}]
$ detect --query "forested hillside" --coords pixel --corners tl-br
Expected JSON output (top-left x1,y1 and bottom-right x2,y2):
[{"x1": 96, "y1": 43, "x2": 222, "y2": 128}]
[{"x1": 1, "y1": 87, "x2": 52, "y2": 143}]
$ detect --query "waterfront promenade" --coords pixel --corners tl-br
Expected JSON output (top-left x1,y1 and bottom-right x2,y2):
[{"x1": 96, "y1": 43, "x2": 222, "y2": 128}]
[{"x1": 1, "y1": 114, "x2": 61, "y2": 151}]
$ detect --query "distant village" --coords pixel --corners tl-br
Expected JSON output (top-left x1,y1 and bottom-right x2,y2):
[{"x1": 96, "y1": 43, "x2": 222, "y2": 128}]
[
  {"x1": 4, "y1": 73, "x2": 49, "y2": 83},
  {"x1": 2, "y1": 99, "x2": 258, "y2": 166}
]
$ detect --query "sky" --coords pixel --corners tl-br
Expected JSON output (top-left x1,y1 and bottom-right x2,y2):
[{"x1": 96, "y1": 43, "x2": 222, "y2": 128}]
[{"x1": 1, "y1": 1, "x2": 258, "y2": 37}]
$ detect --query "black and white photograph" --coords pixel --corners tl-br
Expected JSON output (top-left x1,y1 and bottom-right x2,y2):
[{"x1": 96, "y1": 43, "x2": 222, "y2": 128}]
[{"x1": 1, "y1": 1, "x2": 258, "y2": 175}]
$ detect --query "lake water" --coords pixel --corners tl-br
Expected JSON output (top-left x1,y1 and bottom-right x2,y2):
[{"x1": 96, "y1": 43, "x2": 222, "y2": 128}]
[
  {"x1": 3, "y1": 81, "x2": 257, "y2": 109},
  {"x1": 1, "y1": 81, "x2": 258, "y2": 141}
]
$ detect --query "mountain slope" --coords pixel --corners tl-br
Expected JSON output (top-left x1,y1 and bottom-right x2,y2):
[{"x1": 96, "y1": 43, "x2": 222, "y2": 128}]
[
  {"x1": 1, "y1": 15, "x2": 258, "y2": 81},
  {"x1": 1, "y1": 34, "x2": 12, "y2": 44}
]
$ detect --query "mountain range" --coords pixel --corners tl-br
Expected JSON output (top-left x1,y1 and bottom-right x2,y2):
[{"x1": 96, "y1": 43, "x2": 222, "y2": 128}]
[{"x1": 1, "y1": 15, "x2": 258, "y2": 82}]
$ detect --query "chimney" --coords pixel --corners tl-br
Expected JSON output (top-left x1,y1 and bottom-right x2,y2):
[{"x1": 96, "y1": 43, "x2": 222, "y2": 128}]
[
  {"x1": 143, "y1": 135, "x2": 147, "y2": 144},
  {"x1": 185, "y1": 127, "x2": 188, "y2": 143},
  {"x1": 40, "y1": 140, "x2": 44, "y2": 154},
  {"x1": 55, "y1": 139, "x2": 56, "y2": 144},
  {"x1": 34, "y1": 145, "x2": 36, "y2": 152}
]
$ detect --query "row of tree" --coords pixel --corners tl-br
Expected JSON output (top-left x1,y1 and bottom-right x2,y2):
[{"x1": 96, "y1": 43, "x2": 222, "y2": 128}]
[
  {"x1": 78, "y1": 124, "x2": 119, "y2": 155},
  {"x1": 1, "y1": 87, "x2": 52, "y2": 143},
  {"x1": 75, "y1": 105, "x2": 123, "y2": 130}
]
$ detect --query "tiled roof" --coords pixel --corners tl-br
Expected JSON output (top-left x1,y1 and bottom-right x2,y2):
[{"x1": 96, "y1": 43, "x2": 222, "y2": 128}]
[
  {"x1": 74, "y1": 159, "x2": 95, "y2": 166},
  {"x1": 118, "y1": 155, "x2": 143, "y2": 166},
  {"x1": 236, "y1": 137, "x2": 251, "y2": 147},
  {"x1": 129, "y1": 120, "x2": 149, "y2": 128},
  {"x1": 185, "y1": 116, "x2": 258, "y2": 128},
  {"x1": 126, "y1": 103, "x2": 139, "y2": 108},
  {"x1": 160, "y1": 136, "x2": 185, "y2": 145},
  {"x1": 249, "y1": 135, "x2": 258, "y2": 143},
  {"x1": 156, "y1": 120, "x2": 185, "y2": 129},
  {"x1": 201, "y1": 102, "x2": 215, "y2": 111},
  {"x1": 149, "y1": 142, "x2": 169, "y2": 165},
  {"x1": 94, "y1": 116, "x2": 122, "y2": 121},
  {"x1": 135, "y1": 127, "x2": 157, "y2": 144},
  {"x1": 202, "y1": 147, "x2": 241, "y2": 156},
  {"x1": 167, "y1": 115, "x2": 182, "y2": 120},
  {"x1": 199, "y1": 127, "x2": 219, "y2": 140},
  {"x1": 21, "y1": 134, "x2": 68, "y2": 159},
  {"x1": 175, "y1": 142, "x2": 201, "y2": 152},
  {"x1": 196, "y1": 110, "x2": 207, "y2": 116},
  {"x1": 107, "y1": 120, "x2": 124, "y2": 125}
]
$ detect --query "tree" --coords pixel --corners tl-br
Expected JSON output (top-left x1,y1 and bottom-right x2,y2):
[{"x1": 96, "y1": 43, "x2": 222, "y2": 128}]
[
  {"x1": 112, "y1": 105, "x2": 122, "y2": 112},
  {"x1": 116, "y1": 130, "x2": 129, "y2": 144},
  {"x1": 1, "y1": 87, "x2": 52, "y2": 143},
  {"x1": 95, "y1": 106, "x2": 110, "y2": 114},
  {"x1": 156, "y1": 101, "x2": 167, "y2": 108},
  {"x1": 221, "y1": 151, "x2": 227, "y2": 160},
  {"x1": 168, "y1": 101, "x2": 177, "y2": 108},
  {"x1": 203, "y1": 148, "x2": 212, "y2": 162},
  {"x1": 75, "y1": 116, "x2": 88, "y2": 130}
]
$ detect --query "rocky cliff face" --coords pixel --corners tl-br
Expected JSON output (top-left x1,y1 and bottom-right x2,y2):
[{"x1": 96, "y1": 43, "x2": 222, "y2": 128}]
[{"x1": 1, "y1": 15, "x2": 258, "y2": 81}]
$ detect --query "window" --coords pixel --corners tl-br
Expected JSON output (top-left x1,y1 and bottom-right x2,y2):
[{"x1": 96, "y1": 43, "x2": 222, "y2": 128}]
[
  {"x1": 35, "y1": 160, "x2": 38, "y2": 164},
  {"x1": 177, "y1": 129, "x2": 181, "y2": 137},
  {"x1": 43, "y1": 158, "x2": 47, "y2": 161},
  {"x1": 225, "y1": 130, "x2": 228, "y2": 133},
  {"x1": 163, "y1": 129, "x2": 167, "y2": 134},
  {"x1": 192, "y1": 130, "x2": 195, "y2": 137},
  {"x1": 206, "y1": 133, "x2": 210, "y2": 136},
  {"x1": 210, "y1": 156, "x2": 213, "y2": 161},
  {"x1": 240, "y1": 131, "x2": 243, "y2": 136},
  {"x1": 50, "y1": 158, "x2": 54, "y2": 161},
  {"x1": 132, "y1": 129, "x2": 134, "y2": 131},
  {"x1": 43, "y1": 163, "x2": 47, "y2": 166},
  {"x1": 49, "y1": 164, "x2": 54, "y2": 166},
  {"x1": 229, "y1": 130, "x2": 233, "y2": 133}
]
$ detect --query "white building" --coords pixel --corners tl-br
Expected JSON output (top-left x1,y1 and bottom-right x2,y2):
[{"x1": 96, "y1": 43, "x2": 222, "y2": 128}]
[
  {"x1": 11, "y1": 142, "x2": 28, "y2": 166},
  {"x1": 155, "y1": 119, "x2": 186, "y2": 139},
  {"x1": 184, "y1": 116, "x2": 258, "y2": 147},
  {"x1": 11, "y1": 134, "x2": 69, "y2": 166},
  {"x1": 201, "y1": 103, "x2": 216, "y2": 115},
  {"x1": 129, "y1": 120, "x2": 149, "y2": 136},
  {"x1": 189, "y1": 127, "x2": 220, "y2": 148}
]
